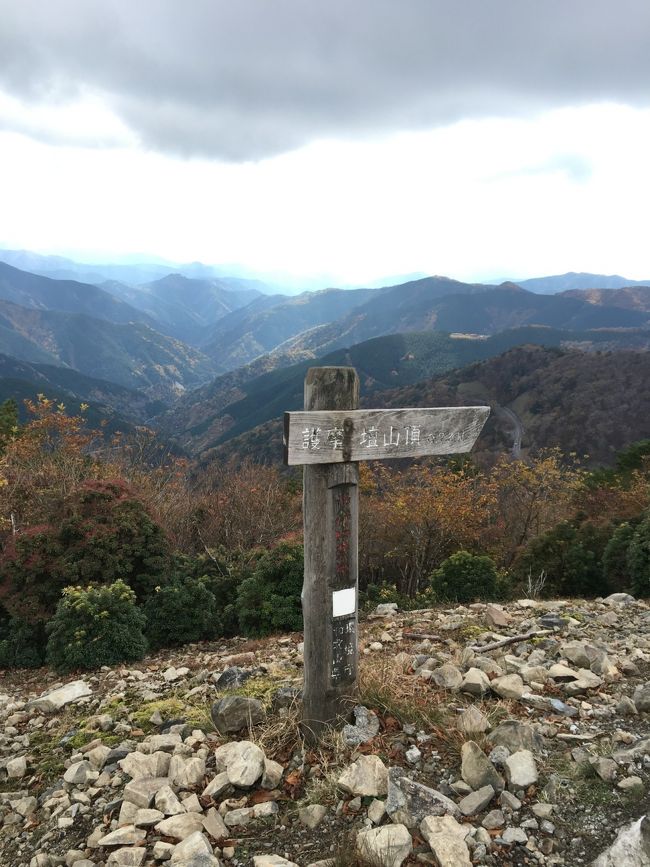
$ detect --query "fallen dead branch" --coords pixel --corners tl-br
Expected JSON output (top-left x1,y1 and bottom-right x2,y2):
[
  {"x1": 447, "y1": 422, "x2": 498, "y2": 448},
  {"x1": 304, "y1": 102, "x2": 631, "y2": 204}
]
[{"x1": 469, "y1": 629, "x2": 550, "y2": 653}]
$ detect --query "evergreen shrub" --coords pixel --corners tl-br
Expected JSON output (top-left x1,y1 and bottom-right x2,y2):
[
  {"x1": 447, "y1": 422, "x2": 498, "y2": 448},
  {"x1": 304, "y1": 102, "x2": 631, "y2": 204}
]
[
  {"x1": 603, "y1": 521, "x2": 637, "y2": 593},
  {"x1": 428, "y1": 550, "x2": 499, "y2": 602},
  {"x1": 236, "y1": 542, "x2": 304, "y2": 636},
  {"x1": 143, "y1": 575, "x2": 219, "y2": 649},
  {"x1": 46, "y1": 580, "x2": 147, "y2": 673},
  {"x1": 0, "y1": 607, "x2": 46, "y2": 668},
  {"x1": 627, "y1": 513, "x2": 650, "y2": 597},
  {"x1": 515, "y1": 520, "x2": 610, "y2": 597}
]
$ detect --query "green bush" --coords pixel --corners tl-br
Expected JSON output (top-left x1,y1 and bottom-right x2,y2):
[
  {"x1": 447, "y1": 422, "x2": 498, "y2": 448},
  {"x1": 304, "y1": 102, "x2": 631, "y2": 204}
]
[
  {"x1": 627, "y1": 514, "x2": 650, "y2": 597},
  {"x1": 428, "y1": 550, "x2": 499, "y2": 602},
  {"x1": 237, "y1": 542, "x2": 304, "y2": 636},
  {"x1": 173, "y1": 548, "x2": 252, "y2": 637},
  {"x1": 360, "y1": 581, "x2": 434, "y2": 611},
  {"x1": 603, "y1": 521, "x2": 637, "y2": 593},
  {"x1": 0, "y1": 480, "x2": 170, "y2": 625},
  {"x1": 46, "y1": 580, "x2": 147, "y2": 673},
  {"x1": 144, "y1": 575, "x2": 220, "y2": 650},
  {"x1": 514, "y1": 520, "x2": 611, "y2": 598},
  {"x1": 0, "y1": 608, "x2": 46, "y2": 668}
]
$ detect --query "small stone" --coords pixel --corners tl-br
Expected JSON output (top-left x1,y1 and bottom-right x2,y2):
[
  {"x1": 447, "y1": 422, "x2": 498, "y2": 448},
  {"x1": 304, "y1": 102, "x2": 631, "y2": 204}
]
[
  {"x1": 617, "y1": 775, "x2": 643, "y2": 793},
  {"x1": 261, "y1": 758, "x2": 284, "y2": 789},
  {"x1": 368, "y1": 798, "x2": 386, "y2": 824},
  {"x1": 338, "y1": 755, "x2": 388, "y2": 797},
  {"x1": 135, "y1": 808, "x2": 165, "y2": 827},
  {"x1": 590, "y1": 757, "x2": 618, "y2": 782},
  {"x1": 202, "y1": 806, "x2": 228, "y2": 841},
  {"x1": 405, "y1": 745, "x2": 421, "y2": 764},
  {"x1": 106, "y1": 849, "x2": 146, "y2": 867},
  {"x1": 155, "y1": 812, "x2": 204, "y2": 840},
  {"x1": 97, "y1": 826, "x2": 146, "y2": 847},
  {"x1": 492, "y1": 674, "x2": 525, "y2": 700},
  {"x1": 482, "y1": 809, "x2": 505, "y2": 829},
  {"x1": 155, "y1": 785, "x2": 186, "y2": 815},
  {"x1": 169, "y1": 755, "x2": 206, "y2": 789},
  {"x1": 123, "y1": 777, "x2": 168, "y2": 808},
  {"x1": 499, "y1": 790, "x2": 522, "y2": 811},
  {"x1": 420, "y1": 814, "x2": 471, "y2": 867},
  {"x1": 458, "y1": 784, "x2": 495, "y2": 816},
  {"x1": 6, "y1": 755, "x2": 27, "y2": 779},
  {"x1": 461, "y1": 741, "x2": 504, "y2": 792},
  {"x1": 458, "y1": 705, "x2": 490, "y2": 735},
  {"x1": 616, "y1": 695, "x2": 638, "y2": 716},
  {"x1": 485, "y1": 604, "x2": 511, "y2": 627},
  {"x1": 501, "y1": 827, "x2": 528, "y2": 844},
  {"x1": 64, "y1": 760, "x2": 94, "y2": 786},
  {"x1": 430, "y1": 663, "x2": 463, "y2": 690},
  {"x1": 342, "y1": 705, "x2": 380, "y2": 746},
  {"x1": 460, "y1": 668, "x2": 491, "y2": 696},
  {"x1": 633, "y1": 683, "x2": 650, "y2": 713},
  {"x1": 215, "y1": 740, "x2": 265, "y2": 787},
  {"x1": 170, "y1": 831, "x2": 220, "y2": 865},
  {"x1": 488, "y1": 720, "x2": 544, "y2": 753},
  {"x1": 504, "y1": 750, "x2": 538, "y2": 790},
  {"x1": 299, "y1": 804, "x2": 328, "y2": 828},
  {"x1": 253, "y1": 858, "x2": 299, "y2": 867},
  {"x1": 356, "y1": 824, "x2": 412, "y2": 867}
]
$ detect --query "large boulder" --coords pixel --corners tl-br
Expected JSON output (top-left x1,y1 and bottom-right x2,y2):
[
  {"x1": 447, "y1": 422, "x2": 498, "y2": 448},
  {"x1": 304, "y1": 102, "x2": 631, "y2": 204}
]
[
  {"x1": 356, "y1": 824, "x2": 412, "y2": 867},
  {"x1": 211, "y1": 696, "x2": 265, "y2": 734},
  {"x1": 26, "y1": 680, "x2": 92, "y2": 712},
  {"x1": 592, "y1": 815, "x2": 650, "y2": 866}
]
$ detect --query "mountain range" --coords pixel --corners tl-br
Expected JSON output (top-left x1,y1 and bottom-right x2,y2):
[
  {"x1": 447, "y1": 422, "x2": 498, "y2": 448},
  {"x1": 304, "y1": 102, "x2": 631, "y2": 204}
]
[{"x1": 1, "y1": 253, "x2": 650, "y2": 467}]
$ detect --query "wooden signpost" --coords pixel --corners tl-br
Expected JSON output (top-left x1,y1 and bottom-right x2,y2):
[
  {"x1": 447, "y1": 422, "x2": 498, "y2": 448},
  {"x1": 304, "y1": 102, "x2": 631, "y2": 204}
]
[{"x1": 284, "y1": 366, "x2": 490, "y2": 739}]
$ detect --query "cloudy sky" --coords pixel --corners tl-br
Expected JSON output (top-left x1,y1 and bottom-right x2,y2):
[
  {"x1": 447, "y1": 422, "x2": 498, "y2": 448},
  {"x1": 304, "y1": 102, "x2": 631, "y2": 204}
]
[{"x1": 1, "y1": 0, "x2": 650, "y2": 284}]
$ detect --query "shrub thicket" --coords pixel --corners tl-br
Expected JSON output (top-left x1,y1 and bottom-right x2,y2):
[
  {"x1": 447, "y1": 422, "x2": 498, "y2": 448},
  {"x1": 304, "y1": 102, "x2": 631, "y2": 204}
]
[
  {"x1": 428, "y1": 550, "x2": 499, "y2": 602},
  {"x1": 143, "y1": 575, "x2": 219, "y2": 649},
  {"x1": 0, "y1": 480, "x2": 169, "y2": 625},
  {"x1": 237, "y1": 542, "x2": 304, "y2": 636},
  {"x1": 0, "y1": 607, "x2": 46, "y2": 668},
  {"x1": 46, "y1": 580, "x2": 147, "y2": 673},
  {"x1": 627, "y1": 514, "x2": 650, "y2": 597},
  {"x1": 514, "y1": 520, "x2": 611, "y2": 597},
  {"x1": 603, "y1": 521, "x2": 637, "y2": 593}
]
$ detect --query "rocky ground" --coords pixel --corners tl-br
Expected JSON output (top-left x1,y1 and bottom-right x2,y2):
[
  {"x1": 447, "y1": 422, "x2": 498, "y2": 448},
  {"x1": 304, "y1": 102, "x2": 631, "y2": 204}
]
[{"x1": 2, "y1": 592, "x2": 650, "y2": 867}]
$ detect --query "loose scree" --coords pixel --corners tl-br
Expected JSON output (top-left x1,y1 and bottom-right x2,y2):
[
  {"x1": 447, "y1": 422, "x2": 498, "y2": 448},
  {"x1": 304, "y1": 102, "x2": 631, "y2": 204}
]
[{"x1": 283, "y1": 366, "x2": 489, "y2": 739}]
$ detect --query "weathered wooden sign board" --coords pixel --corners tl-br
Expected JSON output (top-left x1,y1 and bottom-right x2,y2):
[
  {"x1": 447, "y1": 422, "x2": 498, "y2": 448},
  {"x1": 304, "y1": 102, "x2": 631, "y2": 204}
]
[{"x1": 284, "y1": 367, "x2": 489, "y2": 740}]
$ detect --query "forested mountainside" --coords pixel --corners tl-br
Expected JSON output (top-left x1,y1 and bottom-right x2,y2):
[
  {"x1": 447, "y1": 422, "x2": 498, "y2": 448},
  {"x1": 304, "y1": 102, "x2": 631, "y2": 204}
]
[
  {"x1": 559, "y1": 285, "x2": 650, "y2": 311},
  {"x1": 0, "y1": 300, "x2": 216, "y2": 400},
  {"x1": 158, "y1": 327, "x2": 650, "y2": 458},
  {"x1": 0, "y1": 261, "x2": 155, "y2": 327},
  {"x1": 202, "y1": 346, "x2": 650, "y2": 468},
  {"x1": 0, "y1": 354, "x2": 162, "y2": 422},
  {"x1": 279, "y1": 285, "x2": 650, "y2": 359}
]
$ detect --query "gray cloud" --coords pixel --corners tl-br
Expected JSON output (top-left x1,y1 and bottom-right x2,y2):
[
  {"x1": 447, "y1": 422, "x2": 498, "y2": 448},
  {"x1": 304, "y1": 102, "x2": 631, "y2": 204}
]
[{"x1": 1, "y1": 0, "x2": 649, "y2": 161}]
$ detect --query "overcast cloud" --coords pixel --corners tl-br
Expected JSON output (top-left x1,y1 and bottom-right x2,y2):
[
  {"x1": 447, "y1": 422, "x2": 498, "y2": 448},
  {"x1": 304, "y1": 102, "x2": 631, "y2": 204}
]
[{"x1": 1, "y1": 0, "x2": 650, "y2": 160}]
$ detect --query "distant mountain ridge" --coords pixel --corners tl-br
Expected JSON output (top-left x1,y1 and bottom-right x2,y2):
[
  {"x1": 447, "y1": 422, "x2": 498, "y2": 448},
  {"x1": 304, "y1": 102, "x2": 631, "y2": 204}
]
[
  {"x1": 205, "y1": 345, "x2": 650, "y2": 469},
  {"x1": 158, "y1": 325, "x2": 650, "y2": 459},
  {"x1": 0, "y1": 299, "x2": 216, "y2": 401},
  {"x1": 514, "y1": 271, "x2": 650, "y2": 294},
  {"x1": 0, "y1": 261, "x2": 155, "y2": 327}
]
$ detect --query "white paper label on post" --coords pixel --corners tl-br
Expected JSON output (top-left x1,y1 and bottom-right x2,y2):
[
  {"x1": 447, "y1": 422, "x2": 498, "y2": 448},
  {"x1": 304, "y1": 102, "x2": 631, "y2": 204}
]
[{"x1": 332, "y1": 587, "x2": 356, "y2": 618}]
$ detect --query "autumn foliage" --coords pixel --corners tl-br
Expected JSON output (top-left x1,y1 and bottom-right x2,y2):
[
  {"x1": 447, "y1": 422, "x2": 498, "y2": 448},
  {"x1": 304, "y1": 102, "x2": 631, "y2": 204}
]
[{"x1": 0, "y1": 394, "x2": 649, "y2": 671}]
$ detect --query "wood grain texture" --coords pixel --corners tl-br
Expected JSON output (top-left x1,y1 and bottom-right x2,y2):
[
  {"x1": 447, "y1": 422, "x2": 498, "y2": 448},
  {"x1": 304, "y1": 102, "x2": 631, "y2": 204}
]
[
  {"x1": 284, "y1": 406, "x2": 490, "y2": 465},
  {"x1": 302, "y1": 367, "x2": 360, "y2": 740}
]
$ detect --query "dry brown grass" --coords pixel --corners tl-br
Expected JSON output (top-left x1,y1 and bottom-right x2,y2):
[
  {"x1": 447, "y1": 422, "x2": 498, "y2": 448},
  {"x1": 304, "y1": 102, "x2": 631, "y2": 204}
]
[{"x1": 357, "y1": 655, "x2": 448, "y2": 731}]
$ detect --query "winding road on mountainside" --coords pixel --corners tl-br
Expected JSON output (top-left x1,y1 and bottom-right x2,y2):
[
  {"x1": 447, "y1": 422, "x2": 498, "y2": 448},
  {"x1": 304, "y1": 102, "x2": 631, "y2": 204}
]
[{"x1": 494, "y1": 404, "x2": 525, "y2": 459}]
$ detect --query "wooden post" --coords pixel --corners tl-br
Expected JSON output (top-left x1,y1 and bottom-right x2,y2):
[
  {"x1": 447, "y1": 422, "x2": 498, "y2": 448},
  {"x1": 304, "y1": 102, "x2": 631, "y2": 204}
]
[{"x1": 301, "y1": 366, "x2": 359, "y2": 740}]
